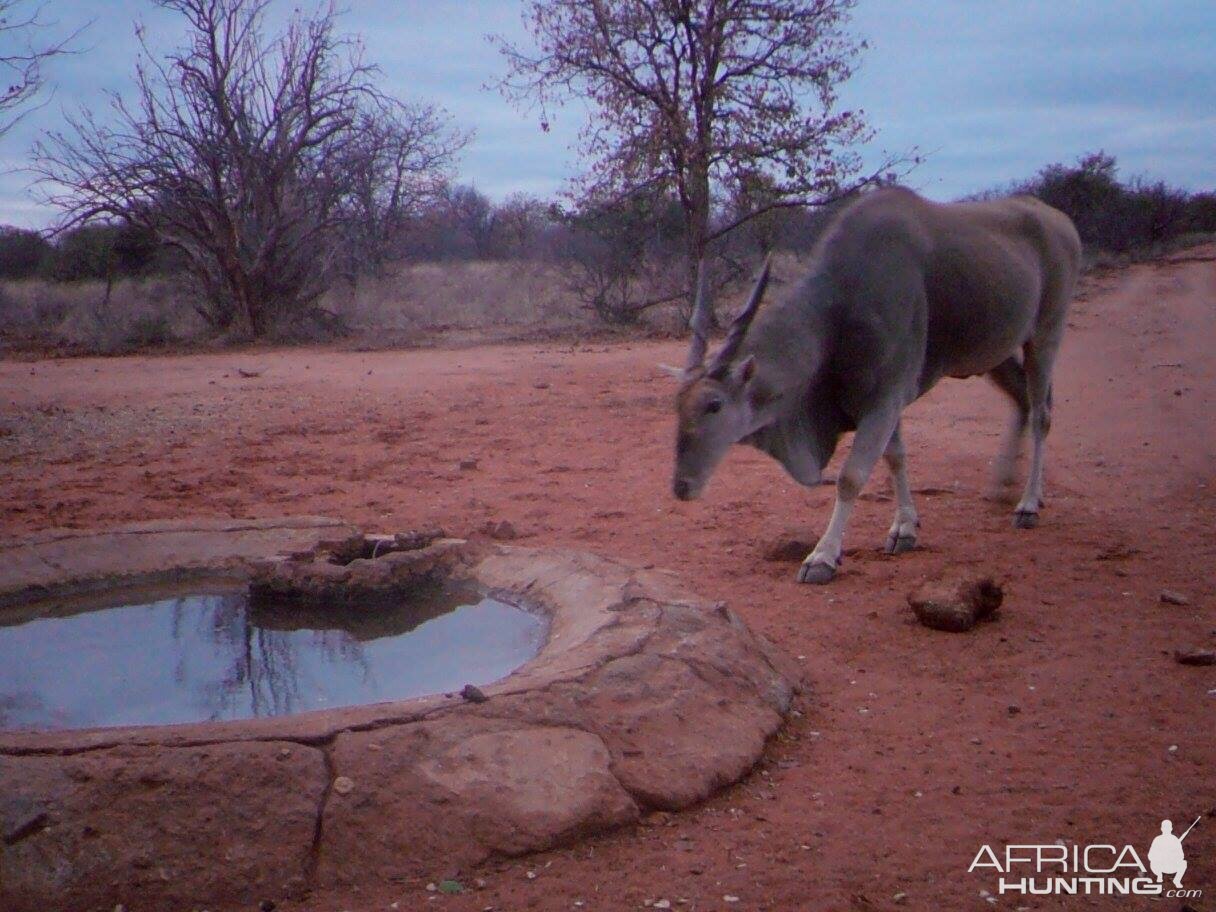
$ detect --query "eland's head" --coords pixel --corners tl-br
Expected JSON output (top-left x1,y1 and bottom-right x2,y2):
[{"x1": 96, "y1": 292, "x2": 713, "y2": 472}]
[{"x1": 669, "y1": 257, "x2": 771, "y2": 501}]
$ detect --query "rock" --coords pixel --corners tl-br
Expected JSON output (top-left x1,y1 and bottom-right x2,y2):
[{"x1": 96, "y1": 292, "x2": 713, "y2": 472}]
[
  {"x1": 762, "y1": 530, "x2": 814, "y2": 563},
  {"x1": 458, "y1": 457, "x2": 479, "y2": 471},
  {"x1": 1174, "y1": 650, "x2": 1216, "y2": 666},
  {"x1": 259, "y1": 901, "x2": 277, "y2": 912},
  {"x1": 0, "y1": 517, "x2": 359, "y2": 612},
  {"x1": 460, "y1": 684, "x2": 488, "y2": 704},
  {"x1": 2, "y1": 811, "x2": 48, "y2": 845},
  {"x1": 393, "y1": 527, "x2": 445, "y2": 551},
  {"x1": 320, "y1": 720, "x2": 639, "y2": 885},
  {"x1": 2, "y1": 530, "x2": 798, "y2": 911},
  {"x1": 1160, "y1": 590, "x2": 1191, "y2": 606},
  {"x1": 0, "y1": 741, "x2": 323, "y2": 912},
  {"x1": 532, "y1": 381, "x2": 550, "y2": 389},
  {"x1": 331, "y1": 776, "x2": 355, "y2": 796},
  {"x1": 237, "y1": 368, "x2": 262, "y2": 378},
  {"x1": 479, "y1": 519, "x2": 518, "y2": 541},
  {"x1": 908, "y1": 577, "x2": 1004, "y2": 632}
]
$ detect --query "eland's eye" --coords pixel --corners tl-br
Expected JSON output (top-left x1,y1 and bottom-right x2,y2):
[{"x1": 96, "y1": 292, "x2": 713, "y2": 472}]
[{"x1": 705, "y1": 400, "x2": 722, "y2": 415}]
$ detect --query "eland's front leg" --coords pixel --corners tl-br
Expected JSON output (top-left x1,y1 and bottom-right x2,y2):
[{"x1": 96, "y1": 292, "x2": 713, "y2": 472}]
[
  {"x1": 882, "y1": 421, "x2": 919, "y2": 554},
  {"x1": 798, "y1": 405, "x2": 901, "y2": 584}
]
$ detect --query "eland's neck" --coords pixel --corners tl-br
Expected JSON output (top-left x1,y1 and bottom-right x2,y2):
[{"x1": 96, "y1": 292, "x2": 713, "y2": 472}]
[{"x1": 738, "y1": 269, "x2": 836, "y2": 395}]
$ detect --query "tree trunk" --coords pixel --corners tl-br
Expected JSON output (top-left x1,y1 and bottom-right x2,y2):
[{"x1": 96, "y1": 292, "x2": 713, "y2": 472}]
[{"x1": 683, "y1": 165, "x2": 716, "y2": 328}]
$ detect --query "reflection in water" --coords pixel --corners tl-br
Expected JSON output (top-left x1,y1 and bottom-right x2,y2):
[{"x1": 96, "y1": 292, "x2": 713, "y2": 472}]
[
  {"x1": 171, "y1": 592, "x2": 373, "y2": 720},
  {"x1": 0, "y1": 582, "x2": 545, "y2": 731}
]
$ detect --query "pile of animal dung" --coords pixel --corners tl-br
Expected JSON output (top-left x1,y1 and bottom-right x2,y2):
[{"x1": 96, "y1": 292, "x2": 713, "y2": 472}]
[{"x1": 907, "y1": 576, "x2": 1004, "y2": 632}]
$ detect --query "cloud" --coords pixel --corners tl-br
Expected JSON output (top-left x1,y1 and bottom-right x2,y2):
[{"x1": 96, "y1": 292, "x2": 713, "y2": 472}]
[{"x1": 2, "y1": 0, "x2": 1212, "y2": 228}]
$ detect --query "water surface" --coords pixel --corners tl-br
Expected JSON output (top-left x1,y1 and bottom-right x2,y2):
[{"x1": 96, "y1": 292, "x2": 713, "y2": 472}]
[{"x1": 0, "y1": 581, "x2": 545, "y2": 730}]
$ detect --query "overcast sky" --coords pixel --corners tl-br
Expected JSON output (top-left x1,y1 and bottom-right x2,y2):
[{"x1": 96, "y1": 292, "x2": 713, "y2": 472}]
[{"x1": 1, "y1": 0, "x2": 1213, "y2": 229}]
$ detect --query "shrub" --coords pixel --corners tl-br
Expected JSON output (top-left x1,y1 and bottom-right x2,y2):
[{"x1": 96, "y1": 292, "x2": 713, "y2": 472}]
[{"x1": 1018, "y1": 152, "x2": 1208, "y2": 254}]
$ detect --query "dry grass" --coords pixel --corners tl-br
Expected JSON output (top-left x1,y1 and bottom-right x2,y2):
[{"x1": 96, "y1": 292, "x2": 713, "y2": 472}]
[
  {"x1": 0, "y1": 276, "x2": 205, "y2": 356},
  {"x1": 327, "y1": 259, "x2": 600, "y2": 346},
  {"x1": 0, "y1": 251, "x2": 805, "y2": 357}
]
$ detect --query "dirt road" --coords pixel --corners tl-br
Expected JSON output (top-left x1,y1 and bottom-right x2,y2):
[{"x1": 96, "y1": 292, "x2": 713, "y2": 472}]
[{"x1": 2, "y1": 250, "x2": 1214, "y2": 910}]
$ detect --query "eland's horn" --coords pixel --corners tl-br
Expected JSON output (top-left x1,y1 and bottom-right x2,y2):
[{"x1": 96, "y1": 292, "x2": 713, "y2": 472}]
[
  {"x1": 684, "y1": 257, "x2": 712, "y2": 371},
  {"x1": 709, "y1": 254, "x2": 771, "y2": 372}
]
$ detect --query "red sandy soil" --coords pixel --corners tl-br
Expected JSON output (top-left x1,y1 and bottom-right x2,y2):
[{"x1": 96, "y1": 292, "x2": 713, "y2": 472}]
[{"x1": 2, "y1": 249, "x2": 1215, "y2": 911}]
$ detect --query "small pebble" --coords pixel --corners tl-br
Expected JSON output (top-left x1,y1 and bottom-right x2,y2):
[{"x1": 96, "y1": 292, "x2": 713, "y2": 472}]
[
  {"x1": 332, "y1": 776, "x2": 355, "y2": 795},
  {"x1": 1160, "y1": 590, "x2": 1190, "y2": 606},
  {"x1": 461, "y1": 684, "x2": 489, "y2": 703}
]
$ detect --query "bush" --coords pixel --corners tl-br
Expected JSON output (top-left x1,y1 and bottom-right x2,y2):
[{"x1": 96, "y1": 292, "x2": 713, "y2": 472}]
[
  {"x1": 1018, "y1": 152, "x2": 1209, "y2": 254},
  {"x1": 123, "y1": 312, "x2": 175, "y2": 348},
  {"x1": 0, "y1": 227, "x2": 52, "y2": 280}
]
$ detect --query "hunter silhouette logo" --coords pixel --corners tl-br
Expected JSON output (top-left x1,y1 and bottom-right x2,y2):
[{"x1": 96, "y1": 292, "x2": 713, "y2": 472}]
[
  {"x1": 968, "y1": 815, "x2": 1203, "y2": 898},
  {"x1": 1148, "y1": 817, "x2": 1200, "y2": 889}
]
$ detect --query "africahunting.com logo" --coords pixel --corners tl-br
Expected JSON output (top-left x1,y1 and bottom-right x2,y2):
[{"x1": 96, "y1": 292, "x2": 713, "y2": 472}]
[{"x1": 969, "y1": 816, "x2": 1202, "y2": 898}]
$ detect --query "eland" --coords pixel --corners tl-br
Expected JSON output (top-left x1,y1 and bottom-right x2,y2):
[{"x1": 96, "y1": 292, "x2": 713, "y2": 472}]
[{"x1": 668, "y1": 187, "x2": 1082, "y2": 584}]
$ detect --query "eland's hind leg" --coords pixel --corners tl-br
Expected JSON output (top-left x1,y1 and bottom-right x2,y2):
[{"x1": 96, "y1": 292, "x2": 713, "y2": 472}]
[
  {"x1": 1013, "y1": 257, "x2": 1074, "y2": 528},
  {"x1": 986, "y1": 357, "x2": 1030, "y2": 501},
  {"x1": 883, "y1": 420, "x2": 919, "y2": 554},
  {"x1": 1014, "y1": 341, "x2": 1060, "y2": 529}
]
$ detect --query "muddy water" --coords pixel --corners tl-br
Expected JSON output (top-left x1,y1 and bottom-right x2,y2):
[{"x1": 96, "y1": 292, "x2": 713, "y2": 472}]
[{"x1": 0, "y1": 582, "x2": 545, "y2": 730}]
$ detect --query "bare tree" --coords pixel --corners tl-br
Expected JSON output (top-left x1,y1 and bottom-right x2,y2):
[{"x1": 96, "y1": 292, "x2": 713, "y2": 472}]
[
  {"x1": 493, "y1": 192, "x2": 549, "y2": 258},
  {"x1": 337, "y1": 102, "x2": 468, "y2": 279},
  {"x1": 444, "y1": 184, "x2": 497, "y2": 258},
  {"x1": 493, "y1": 0, "x2": 912, "y2": 312},
  {"x1": 0, "y1": 0, "x2": 80, "y2": 136},
  {"x1": 34, "y1": 0, "x2": 463, "y2": 338}
]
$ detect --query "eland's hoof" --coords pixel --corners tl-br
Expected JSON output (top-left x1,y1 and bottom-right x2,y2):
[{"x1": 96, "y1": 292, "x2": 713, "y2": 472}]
[
  {"x1": 884, "y1": 534, "x2": 917, "y2": 555},
  {"x1": 797, "y1": 560, "x2": 837, "y2": 585},
  {"x1": 1013, "y1": 510, "x2": 1039, "y2": 529}
]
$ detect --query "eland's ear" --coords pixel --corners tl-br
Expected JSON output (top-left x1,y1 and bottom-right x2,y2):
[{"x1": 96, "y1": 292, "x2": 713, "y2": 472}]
[{"x1": 657, "y1": 363, "x2": 685, "y2": 380}]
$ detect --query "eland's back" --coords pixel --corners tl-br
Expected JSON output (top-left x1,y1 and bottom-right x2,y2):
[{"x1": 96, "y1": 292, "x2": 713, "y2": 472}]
[{"x1": 804, "y1": 187, "x2": 1082, "y2": 394}]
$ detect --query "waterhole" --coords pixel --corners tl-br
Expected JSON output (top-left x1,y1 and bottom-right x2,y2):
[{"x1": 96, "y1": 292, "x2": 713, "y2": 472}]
[{"x1": 0, "y1": 581, "x2": 545, "y2": 731}]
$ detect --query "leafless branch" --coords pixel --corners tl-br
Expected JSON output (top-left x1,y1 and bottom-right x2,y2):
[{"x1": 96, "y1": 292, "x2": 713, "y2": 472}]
[
  {"x1": 33, "y1": 0, "x2": 464, "y2": 338},
  {"x1": 0, "y1": 0, "x2": 86, "y2": 136},
  {"x1": 492, "y1": 0, "x2": 917, "y2": 322}
]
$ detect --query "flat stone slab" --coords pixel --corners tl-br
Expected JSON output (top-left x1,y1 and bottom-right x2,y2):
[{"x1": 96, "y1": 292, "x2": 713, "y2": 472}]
[
  {"x1": 0, "y1": 519, "x2": 801, "y2": 912},
  {"x1": 0, "y1": 515, "x2": 360, "y2": 609}
]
